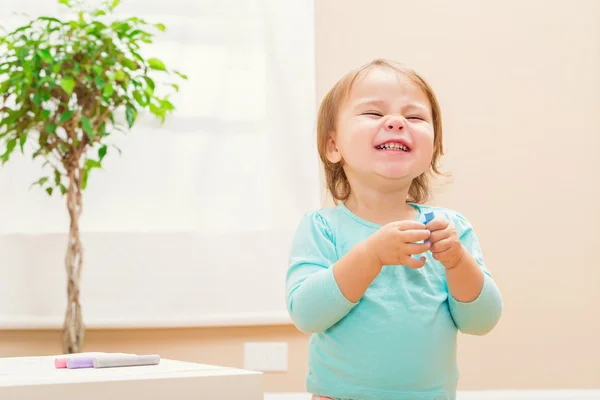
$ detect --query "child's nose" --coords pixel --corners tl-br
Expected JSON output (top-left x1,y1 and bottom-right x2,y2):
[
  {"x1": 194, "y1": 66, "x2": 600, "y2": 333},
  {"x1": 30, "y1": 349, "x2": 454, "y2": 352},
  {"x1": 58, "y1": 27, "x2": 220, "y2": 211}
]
[{"x1": 384, "y1": 117, "x2": 405, "y2": 131}]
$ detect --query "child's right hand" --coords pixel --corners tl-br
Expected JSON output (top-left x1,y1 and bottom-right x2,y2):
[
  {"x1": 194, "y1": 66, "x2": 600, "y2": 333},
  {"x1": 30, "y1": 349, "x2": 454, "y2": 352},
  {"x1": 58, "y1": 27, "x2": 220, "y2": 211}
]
[{"x1": 363, "y1": 221, "x2": 431, "y2": 269}]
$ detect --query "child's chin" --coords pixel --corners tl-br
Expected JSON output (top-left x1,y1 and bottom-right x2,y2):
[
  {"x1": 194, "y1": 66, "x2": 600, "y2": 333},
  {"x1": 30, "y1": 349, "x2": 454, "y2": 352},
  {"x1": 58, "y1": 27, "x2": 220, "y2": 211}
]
[
  {"x1": 377, "y1": 167, "x2": 412, "y2": 179},
  {"x1": 376, "y1": 161, "x2": 427, "y2": 181}
]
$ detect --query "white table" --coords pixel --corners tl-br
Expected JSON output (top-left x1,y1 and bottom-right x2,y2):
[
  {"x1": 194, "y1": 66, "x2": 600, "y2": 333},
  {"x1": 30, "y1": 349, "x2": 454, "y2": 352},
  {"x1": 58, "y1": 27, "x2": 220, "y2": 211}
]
[{"x1": 0, "y1": 355, "x2": 263, "y2": 399}]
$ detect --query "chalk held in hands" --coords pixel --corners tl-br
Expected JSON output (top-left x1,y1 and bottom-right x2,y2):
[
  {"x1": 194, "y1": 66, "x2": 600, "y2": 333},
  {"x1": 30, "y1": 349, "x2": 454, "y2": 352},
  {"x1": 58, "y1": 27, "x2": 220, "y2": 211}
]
[
  {"x1": 423, "y1": 211, "x2": 435, "y2": 245},
  {"x1": 424, "y1": 211, "x2": 435, "y2": 225}
]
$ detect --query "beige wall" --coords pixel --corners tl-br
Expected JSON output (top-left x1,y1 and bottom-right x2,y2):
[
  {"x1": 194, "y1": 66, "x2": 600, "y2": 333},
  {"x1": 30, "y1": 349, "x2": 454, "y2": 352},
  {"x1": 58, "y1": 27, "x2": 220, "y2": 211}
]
[
  {"x1": 2, "y1": 0, "x2": 599, "y2": 393},
  {"x1": 313, "y1": 0, "x2": 600, "y2": 390}
]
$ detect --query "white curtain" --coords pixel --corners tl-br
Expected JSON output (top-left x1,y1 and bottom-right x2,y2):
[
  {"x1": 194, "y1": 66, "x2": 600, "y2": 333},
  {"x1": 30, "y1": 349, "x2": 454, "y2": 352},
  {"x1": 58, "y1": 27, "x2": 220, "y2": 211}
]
[
  {"x1": 1, "y1": 0, "x2": 319, "y2": 234},
  {"x1": 0, "y1": 0, "x2": 318, "y2": 327}
]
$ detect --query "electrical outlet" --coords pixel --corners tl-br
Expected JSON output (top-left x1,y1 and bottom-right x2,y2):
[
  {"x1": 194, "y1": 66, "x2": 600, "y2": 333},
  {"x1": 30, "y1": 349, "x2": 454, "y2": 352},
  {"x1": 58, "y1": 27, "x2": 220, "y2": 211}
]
[{"x1": 243, "y1": 342, "x2": 288, "y2": 372}]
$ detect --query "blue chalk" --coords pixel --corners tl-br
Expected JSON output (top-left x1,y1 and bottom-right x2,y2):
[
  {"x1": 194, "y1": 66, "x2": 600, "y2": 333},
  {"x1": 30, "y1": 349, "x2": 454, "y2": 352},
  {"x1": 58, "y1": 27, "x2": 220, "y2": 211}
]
[{"x1": 424, "y1": 212, "x2": 435, "y2": 225}]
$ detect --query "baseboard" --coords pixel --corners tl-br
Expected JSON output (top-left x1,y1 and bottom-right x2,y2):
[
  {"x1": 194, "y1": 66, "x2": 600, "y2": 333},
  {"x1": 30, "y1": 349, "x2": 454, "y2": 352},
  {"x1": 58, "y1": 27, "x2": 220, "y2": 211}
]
[{"x1": 264, "y1": 391, "x2": 600, "y2": 400}]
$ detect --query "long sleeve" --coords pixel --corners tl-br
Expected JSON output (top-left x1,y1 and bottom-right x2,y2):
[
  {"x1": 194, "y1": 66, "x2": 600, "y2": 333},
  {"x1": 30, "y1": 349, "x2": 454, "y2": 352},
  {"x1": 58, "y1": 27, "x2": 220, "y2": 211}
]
[
  {"x1": 447, "y1": 212, "x2": 503, "y2": 335},
  {"x1": 285, "y1": 212, "x2": 358, "y2": 333}
]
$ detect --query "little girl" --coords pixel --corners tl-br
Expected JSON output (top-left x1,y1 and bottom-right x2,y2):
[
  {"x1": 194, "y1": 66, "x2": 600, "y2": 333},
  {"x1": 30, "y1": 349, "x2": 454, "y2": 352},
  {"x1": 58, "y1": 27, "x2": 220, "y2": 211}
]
[{"x1": 285, "y1": 59, "x2": 503, "y2": 400}]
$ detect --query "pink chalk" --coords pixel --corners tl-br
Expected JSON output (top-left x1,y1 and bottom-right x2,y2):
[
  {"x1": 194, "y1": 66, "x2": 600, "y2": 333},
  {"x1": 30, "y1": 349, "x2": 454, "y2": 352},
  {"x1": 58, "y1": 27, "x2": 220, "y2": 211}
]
[{"x1": 54, "y1": 352, "x2": 107, "y2": 369}]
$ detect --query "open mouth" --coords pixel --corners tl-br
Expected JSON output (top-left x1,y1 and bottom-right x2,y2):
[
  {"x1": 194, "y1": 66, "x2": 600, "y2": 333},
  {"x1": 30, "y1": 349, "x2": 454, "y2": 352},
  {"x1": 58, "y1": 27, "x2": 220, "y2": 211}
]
[{"x1": 375, "y1": 142, "x2": 410, "y2": 152}]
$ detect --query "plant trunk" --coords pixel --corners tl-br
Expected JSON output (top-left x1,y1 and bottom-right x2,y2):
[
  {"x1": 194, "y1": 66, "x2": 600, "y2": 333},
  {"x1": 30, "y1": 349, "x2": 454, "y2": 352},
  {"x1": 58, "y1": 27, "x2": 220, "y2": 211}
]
[{"x1": 62, "y1": 167, "x2": 85, "y2": 354}]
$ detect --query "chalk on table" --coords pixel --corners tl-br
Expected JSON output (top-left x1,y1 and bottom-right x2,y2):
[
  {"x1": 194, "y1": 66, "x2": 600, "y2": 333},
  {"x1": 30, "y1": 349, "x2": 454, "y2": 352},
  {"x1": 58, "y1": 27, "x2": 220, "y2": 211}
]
[
  {"x1": 55, "y1": 352, "x2": 106, "y2": 369},
  {"x1": 93, "y1": 354, "x2": 160, "y2": 368},
  {"x1": 66, "y1": 357, "x2": 95, "y2": 369},
  {"x1": 61, "y1": 352, "x2": 132, "y2": 369}
]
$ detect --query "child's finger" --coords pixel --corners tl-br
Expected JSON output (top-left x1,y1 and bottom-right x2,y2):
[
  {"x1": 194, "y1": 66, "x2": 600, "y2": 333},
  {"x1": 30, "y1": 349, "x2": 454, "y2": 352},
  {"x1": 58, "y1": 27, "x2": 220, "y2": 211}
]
[
  {"x1": 426, "y1": 218, "x2": 449, "y2": 231},
  {"x1": 431, "y1": 246, "x2": 455, "y2": 263},
  {"x1": 429, "y1": 227, "x2": 450, "y2": 243},
  {"x1": 399, "y1": 229, "x2": 431, "y2": 243},
  {"x1": 395, "y1": 220, "x2": 427, "y2": 231},
  {"x1": 403, "y1": 256, "x2": 426, "y2": 269},
  {"x1": 431, "y1": 237, "x2": 454, "y2": 254}
]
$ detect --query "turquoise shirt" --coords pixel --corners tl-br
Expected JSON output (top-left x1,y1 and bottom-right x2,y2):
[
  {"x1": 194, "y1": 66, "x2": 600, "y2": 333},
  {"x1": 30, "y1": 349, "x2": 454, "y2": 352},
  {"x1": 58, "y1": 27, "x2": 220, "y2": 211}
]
[{"x1": 286, "y1": 203, "x2": 503, "y2": 400}]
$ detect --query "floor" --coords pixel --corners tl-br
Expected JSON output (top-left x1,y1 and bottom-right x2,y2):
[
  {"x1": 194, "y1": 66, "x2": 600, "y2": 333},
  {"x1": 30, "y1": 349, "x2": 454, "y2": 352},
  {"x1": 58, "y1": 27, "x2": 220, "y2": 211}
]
[{"x1": 264, "y1": 391, "x2": 600, "y2": 400}]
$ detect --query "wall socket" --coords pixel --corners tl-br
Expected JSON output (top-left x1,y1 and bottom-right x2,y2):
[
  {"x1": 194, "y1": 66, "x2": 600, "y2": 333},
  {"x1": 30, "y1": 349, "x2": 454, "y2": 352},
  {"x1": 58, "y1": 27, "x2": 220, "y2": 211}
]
[{"x1": 243, "y1": 342, "x2": 288, "y2": 372}]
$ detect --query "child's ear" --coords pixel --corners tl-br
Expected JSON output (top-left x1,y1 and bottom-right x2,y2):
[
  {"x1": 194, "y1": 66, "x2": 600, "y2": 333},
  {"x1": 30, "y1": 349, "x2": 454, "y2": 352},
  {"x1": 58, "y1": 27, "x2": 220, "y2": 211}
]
[{"x1": 325, "y1": 134, "x2": 342, "y2": 164}]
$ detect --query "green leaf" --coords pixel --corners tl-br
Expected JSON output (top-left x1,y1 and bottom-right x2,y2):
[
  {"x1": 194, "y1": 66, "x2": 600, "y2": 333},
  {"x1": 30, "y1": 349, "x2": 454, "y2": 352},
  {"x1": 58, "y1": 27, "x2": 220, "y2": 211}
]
[
  {"x1": 38, "y1": 133, "x2": 48, "y2": 147},
  {"x1": 114, "y1": 70, "x2": 126, "y2": 81},
  {"x1": 94, "y1": 10, "x2": 107, "y2": 16},
  {"x1": 81, "y1": 169, "x2": 89, "y2": 190},
  {"x1": 60, "y1": 77, "x2": 75, "y2": 95},
  {"x1": 18, "y1": 47, "x2": 29, "y2": 61},
  {"x1": 59, "y1": 110, "x2": 73, "y2": 122},
  {"x1": 81, "y1": 116, "x2": 94, "y2": 140},
  {"x1": 174, "y1": 70, "x2": 188, "y2": 80},
  {"x1": 161, "y1": 98, "x2": 174, "y2": 112},
  {"x1": 120, "y1": 58, "x2": 137, "y2": 70},
  {"x1": 171, "y1": 83, "x2": 179, "y2": 92},
  {"x1": 30, "y1": 176, "x2": 49, "y2": 188},
  {"x1": 143, "y1": 76, "x2": 155, "y2": 95},
  {"x1": 3, "y1": 138, "x2": 17, "y2": 159},
  {"x1": 130, "y1": 50, "x2": 144, "y2": 62},
  {"x1": 59, "y1": 184, "x2": 67, "y2": 195},
  {"x1": 155, "y1": 23, "x2": 166, "y2": 32},
  {"x1": 125, "y1": 104, "x2": 137, "y2": 128},
  {"x1": 33, "y1": 93, "x2": 41, "y2": 106},
  {"x1": 86, "y1": 159, "x2": 102, "y2": 169},
  {"x1": 37, "y1": 49, "x2": 53, "y2": 63},
  {"x1": 19, "y1": 133, "x2": 27, "y2": 151},
  {"x1": 54, "y1": 169, "x2": 61, "y2": 185},
  {"x1": 133, "y1": 91, "x2": 146, "y2": 106},
  {"x1": 98, "y1": 145, "x2": 107, "y2": 161},
  {"x1": 31, "y1": 149, "x2": 44, "y2": 160},
  {"x1": 42, "y1": 109, "x2": 51, "y2": 119},
  {"x1": 45, "y1": 123, "x2": 57, "y2": 134},
  {"x1": 148, "y1": 58, "x2": 166, "y2": 71},
  {"x1": 46, "y1": 187, "x2": 53, "y2": 196},
  {"x1": 103, "y1": 82, "x2": 114, "y2": 97},
  {"x1": 110, "y1": 0, "x2": 121, "y2": 9},
  {"x1": 149, "y1": 103, "x2": 161, "y2": 117},
  {"x1": 58, "y1": 0, "x2": 69, "y2": 5},
  {"x1": 39, "y1": 16, "x2": 61, "y2": 23}
]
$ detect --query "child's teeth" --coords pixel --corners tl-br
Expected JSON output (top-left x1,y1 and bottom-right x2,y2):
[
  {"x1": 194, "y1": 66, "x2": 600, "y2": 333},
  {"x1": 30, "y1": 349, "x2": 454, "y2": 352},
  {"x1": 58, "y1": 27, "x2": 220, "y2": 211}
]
[{"x1": 377, "y1": 143, "x2": 407, "y2": 151}]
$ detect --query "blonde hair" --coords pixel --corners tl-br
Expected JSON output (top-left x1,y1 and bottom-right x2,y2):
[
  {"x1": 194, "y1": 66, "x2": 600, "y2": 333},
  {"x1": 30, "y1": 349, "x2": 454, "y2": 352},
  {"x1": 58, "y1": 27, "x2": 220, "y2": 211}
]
[{"x1": 317, "y1": 59, "x2": 445, "y2": 204}]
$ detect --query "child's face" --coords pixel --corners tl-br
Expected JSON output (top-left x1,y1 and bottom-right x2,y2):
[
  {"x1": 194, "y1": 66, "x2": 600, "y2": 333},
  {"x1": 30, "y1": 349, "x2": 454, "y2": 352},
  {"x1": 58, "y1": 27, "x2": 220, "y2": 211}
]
[{"x1": 326, "y1": 67, "x2": 435, "y2": 189}]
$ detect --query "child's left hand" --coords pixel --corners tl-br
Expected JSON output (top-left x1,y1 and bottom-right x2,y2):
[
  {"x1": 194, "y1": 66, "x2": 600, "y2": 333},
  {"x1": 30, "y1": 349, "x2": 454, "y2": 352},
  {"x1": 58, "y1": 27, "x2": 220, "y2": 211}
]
[{"x1": 426, "y1": 218, "x2": 466, "y2": 269}]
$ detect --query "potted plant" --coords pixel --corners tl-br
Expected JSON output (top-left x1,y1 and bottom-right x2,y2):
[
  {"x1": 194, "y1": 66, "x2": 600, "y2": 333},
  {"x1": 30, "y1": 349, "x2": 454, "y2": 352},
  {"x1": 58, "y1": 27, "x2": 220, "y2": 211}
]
[{"x1": 0, "y1": 0, "x2": 187, "y2": 353}]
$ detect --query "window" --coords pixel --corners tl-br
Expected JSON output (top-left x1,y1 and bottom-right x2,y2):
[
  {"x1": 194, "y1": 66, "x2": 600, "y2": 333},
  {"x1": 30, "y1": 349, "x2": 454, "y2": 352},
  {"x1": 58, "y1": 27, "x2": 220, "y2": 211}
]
[{"x1": 0, "y1": 0, "x2": 318, "y2": 327}]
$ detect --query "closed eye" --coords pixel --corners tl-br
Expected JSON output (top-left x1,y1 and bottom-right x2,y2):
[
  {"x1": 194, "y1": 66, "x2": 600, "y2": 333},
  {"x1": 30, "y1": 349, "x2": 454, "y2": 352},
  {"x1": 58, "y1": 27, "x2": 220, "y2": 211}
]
[
  {"x1": 362, "y1": 112, "x2": 383, "y2": 117},
  {"x1": 407, "y1": 116, "x2": 426, "y2": 121}
]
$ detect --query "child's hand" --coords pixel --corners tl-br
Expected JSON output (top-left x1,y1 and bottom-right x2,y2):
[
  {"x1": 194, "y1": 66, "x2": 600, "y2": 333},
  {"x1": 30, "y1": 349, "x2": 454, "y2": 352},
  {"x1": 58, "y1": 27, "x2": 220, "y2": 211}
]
[
  {"x1": 426, "y1": 218, "x2": 465, "y2": 269},
  {"x1": 364, "y1": 221, "x2": 431, "y2": 269}
]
